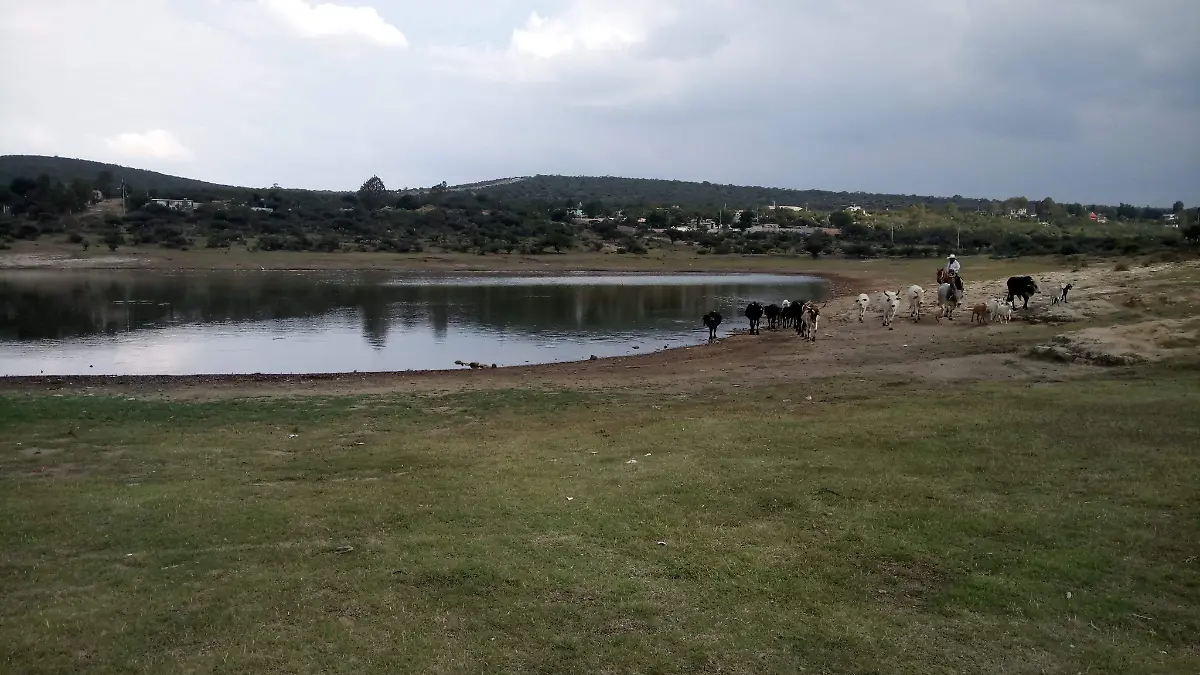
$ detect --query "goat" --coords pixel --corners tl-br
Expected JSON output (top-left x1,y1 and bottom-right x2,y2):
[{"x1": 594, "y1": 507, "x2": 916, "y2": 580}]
[
  {"x1": 970, "y1": 303, "x2": 989, "y2": 324},
  {"x1": 744, "y1": 302, "x2": 764, "y2": 335},
  {"x1": 996, "y1": 300, "x2": 1014, "y2": 324},
  {"x1": 1052, "y1": 283, "x2": 1073, "y2": 305},
  {"x1": 702, "y1": 311, "x2": 722, "y2": 340},
  {"x1": 855, "y1": 294, "x2": 870, "y2": 322},
  {"x1": 907, "y1": 285, "x2": 924, "y2": 322},
  {"x1": 985, "y1": 298, "x2": 1003, "y2": 322},
  {"x1": 881, "y1": 290, "x2": 900, "y2": 329}
]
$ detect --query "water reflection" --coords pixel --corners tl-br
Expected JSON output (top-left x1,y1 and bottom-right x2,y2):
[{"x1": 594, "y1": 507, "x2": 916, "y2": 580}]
[{"x1": 0, "y1": 270, "x2": 828, "y2": 376}]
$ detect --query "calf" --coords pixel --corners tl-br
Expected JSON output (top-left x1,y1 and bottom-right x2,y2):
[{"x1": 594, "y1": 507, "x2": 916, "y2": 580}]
[
  {"x1": 1006, "y1": 276, "x2": 1040, "y2": 310},
  {"x1": 744, "y1": 302, "x2": 764, "y2": 335}
]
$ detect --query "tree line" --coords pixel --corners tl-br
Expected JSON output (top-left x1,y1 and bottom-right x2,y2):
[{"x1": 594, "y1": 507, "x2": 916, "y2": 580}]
[{"x1": 2, "y1": 169, "x2": 1197, "y2": 258}]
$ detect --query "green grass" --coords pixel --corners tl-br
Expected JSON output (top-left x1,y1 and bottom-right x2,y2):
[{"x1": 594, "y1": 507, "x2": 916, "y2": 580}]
[{"x1": 2, "y1": 372, "x2": 1199, "y2": 674}]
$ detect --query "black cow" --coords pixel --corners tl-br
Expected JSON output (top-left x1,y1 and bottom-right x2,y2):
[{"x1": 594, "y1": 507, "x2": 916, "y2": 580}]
[
  {"x1": 764, "y1": 303, "x2": 781, "y2": 330},
  {"x1": 744, "y1": 302, "x2": 764, "y2": 335},
  {"x1": 702, "y1": 311, "x2": 723, "y2": 340},
  {"x1": 1006, "y1": 276, "x2": 1040, "y2": 310},
  {"x1": 781, "y1": 301, "x2": 803, "y2": 330}
]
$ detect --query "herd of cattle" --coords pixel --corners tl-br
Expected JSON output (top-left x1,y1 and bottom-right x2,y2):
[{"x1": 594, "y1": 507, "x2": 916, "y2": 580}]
[{"x1": 703, "y1": 275, "x2": 1071, "y2": 341}]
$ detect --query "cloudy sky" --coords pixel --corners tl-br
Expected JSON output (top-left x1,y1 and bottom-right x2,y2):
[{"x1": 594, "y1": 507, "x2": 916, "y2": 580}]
[{"x1": 1, "y1": 0, "x2": 1197, "y2": 205}]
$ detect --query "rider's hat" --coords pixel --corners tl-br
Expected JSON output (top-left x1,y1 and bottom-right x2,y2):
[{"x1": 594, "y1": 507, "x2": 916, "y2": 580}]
[{"x1": 948, "y1": 254, "x2": 956, "y2": 259}]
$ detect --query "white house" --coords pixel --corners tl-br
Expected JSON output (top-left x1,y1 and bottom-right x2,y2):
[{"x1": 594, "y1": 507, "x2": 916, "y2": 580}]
[
  {"x1": 149, "y1": 198, "x2": 194, "y2": 211},
  {"x1": 846, "y1": 205, "x2": 865, "y2": 213}
]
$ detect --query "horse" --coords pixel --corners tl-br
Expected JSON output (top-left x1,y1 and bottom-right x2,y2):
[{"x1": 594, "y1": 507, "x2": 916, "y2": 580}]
[{"x1": 936, "y1": 268, "x2": 965, "y2": 293}]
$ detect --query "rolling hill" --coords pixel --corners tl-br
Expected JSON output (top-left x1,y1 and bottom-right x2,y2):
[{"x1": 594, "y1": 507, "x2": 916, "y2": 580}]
[
  {"x1": 2, "y1": 154, "x2": 995, "y2": 211},
  {"x1": 468, "y1": 175, "x2": 995, "y2": 212},
  {"x1": 0, "y1": 155, "x2": 241, "y2": 197}
]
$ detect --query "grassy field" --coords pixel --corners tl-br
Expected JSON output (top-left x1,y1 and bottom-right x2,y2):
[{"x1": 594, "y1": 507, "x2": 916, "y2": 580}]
[{"x1": 3, "y1": 367, "x2": 1198, "y2": 674}]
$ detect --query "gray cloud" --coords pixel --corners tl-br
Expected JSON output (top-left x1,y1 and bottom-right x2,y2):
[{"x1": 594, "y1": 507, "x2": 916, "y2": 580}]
[{"x1": 0, "y1": 0, "x2": 1196, "y2": 205}]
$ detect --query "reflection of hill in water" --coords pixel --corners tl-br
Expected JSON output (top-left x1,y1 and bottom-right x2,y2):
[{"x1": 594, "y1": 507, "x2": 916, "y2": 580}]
[{"x1": 0, "y1": 271, "x2": 827, "y2": 346}]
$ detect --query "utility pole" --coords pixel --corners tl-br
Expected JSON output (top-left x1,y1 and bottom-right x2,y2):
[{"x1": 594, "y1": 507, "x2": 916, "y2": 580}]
[{"x1": 120, "y1": 180, "x2": 127, "y2": 216}]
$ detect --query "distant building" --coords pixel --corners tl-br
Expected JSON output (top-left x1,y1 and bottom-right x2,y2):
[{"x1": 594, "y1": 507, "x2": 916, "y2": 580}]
[
  {"x1": 845, "y1": 205, "x2": 865, "y2": 213},
  {"x1": 249, "y1": 206, "x2": 274, "y2": 213},
  {"x1": 149, "y1": 198, "x2": 194, "y2": 211}
]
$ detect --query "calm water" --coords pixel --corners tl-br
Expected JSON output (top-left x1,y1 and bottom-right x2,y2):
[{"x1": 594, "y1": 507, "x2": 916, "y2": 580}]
[{"x1": 0, "y1": 270, "x2": 828, "y2": 376}]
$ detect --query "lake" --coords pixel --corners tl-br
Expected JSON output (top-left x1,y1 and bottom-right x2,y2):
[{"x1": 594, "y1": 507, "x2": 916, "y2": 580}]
[{"x1": 0, "y1": 269, "x2": 829, "y2": 376}]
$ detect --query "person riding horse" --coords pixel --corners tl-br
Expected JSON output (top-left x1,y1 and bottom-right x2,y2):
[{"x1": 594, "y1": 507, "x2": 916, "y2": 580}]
[{"x1": 938, "y1": 254, "x2": 964, "y2": 292}]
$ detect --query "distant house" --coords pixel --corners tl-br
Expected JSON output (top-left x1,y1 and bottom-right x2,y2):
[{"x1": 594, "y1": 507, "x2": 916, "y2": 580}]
[
  {"x1": 249, "y1": 206, "x2": 274, "y2": 213},
  {"x1": 747, "y1": 223, "x2": 780, "y2": 233},
  {"x1": 149, "y1": 198, "x2": 194, "y2": 211},
  {"x1": 1088, "y1": 212, "x2": 1109, "y2": 224},
  {"x1": 1008, "y1": 207, "x2": 1029, "y2": 218},
  {"x1": 1163, "y1": 213, "x2": 1179, "y2": 226},
  {"x1": 845, "y1": 205, "x2": 865, "y2": 214}
]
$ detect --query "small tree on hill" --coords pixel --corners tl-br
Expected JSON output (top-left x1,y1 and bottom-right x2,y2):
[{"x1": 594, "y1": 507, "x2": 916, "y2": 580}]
[{"x1": 357, "y1": 175, "x2": 388, "y2": 211}]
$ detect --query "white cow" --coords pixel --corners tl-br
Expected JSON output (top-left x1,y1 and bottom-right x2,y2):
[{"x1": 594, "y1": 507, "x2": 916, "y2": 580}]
[
  {"x1": 907, "y1": 285, "x2": 924, "y2": 322},
  {"x1": 855, "y1": 294, "x2": 870, "y2": 322},
  {"x1": 936, "y1": 283, "x2": 964, "y2": 323},
  {"x1": 881, "y1": 290, "x2": 900, "y2": 329}
]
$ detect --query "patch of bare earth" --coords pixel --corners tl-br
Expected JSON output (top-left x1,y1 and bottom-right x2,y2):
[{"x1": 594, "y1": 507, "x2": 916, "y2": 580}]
[{"x1": 1033, "y1": 318, "x2": 1200, "y2": 366}]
